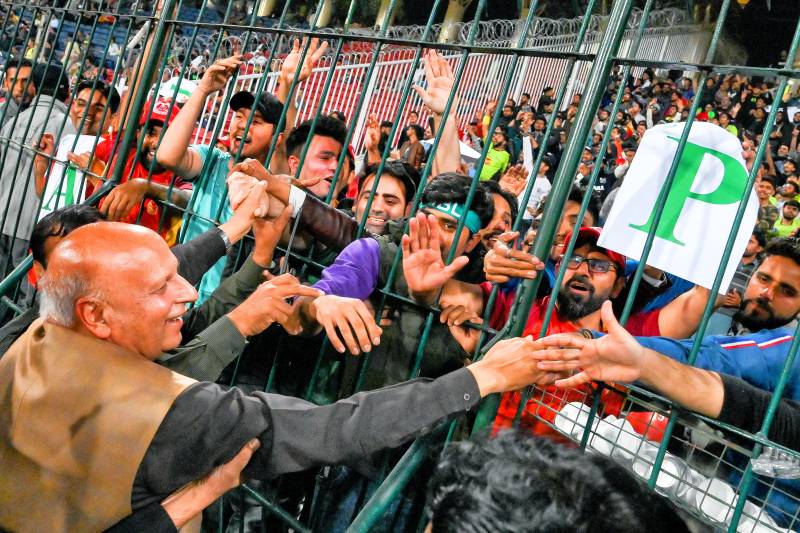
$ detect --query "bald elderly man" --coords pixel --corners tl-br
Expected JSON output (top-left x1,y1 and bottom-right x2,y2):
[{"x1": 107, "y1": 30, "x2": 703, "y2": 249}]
[{"x1": 0, "y1": 222, "x2": 558, "y2": 531}]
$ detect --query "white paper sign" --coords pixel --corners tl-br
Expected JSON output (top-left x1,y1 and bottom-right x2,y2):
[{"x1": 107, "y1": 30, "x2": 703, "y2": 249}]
[
  {"x1": 599, "y1": 122, "x2": 758, "y2": 293},
  {"x1": 38, "y1": 134, "x2": 98, "y2": 221}
]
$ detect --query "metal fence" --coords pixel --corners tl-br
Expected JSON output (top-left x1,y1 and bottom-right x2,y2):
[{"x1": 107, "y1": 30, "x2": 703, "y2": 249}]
[
  {"x1": 3, "y1": 0, "x2": 800, "y2": 532},
  {"x1": 182, "y1": 9, "x2": 710, "y2": 155}
]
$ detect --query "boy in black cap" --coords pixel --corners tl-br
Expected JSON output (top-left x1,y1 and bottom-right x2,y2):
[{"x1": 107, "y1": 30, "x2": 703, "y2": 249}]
[{"x1": 156, "y1": 41, "x2": 325, "y2": 302}]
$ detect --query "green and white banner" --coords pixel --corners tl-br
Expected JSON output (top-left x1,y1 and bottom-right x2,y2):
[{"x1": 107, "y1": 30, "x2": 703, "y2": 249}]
[
  {"x1": 38, "y1": 135, "x2": 97, "y2": 221},
  {"x1": 599, "y1": 122, "x2": 758, "y2": 292}
]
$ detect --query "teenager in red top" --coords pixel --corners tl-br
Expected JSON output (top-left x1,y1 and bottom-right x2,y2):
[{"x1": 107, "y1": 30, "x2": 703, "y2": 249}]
[{"x1": 94, "y1": 99, "x2": 193, "y2": 241}]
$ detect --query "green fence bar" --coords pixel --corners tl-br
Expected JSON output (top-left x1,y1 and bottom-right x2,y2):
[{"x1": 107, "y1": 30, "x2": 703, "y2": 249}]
[
  {"x1": 5, "y1": 1, "x2": 800, "y2": 532},
  {"x1": 473, "y1": 0, "x2": 635, "y2": 431}
]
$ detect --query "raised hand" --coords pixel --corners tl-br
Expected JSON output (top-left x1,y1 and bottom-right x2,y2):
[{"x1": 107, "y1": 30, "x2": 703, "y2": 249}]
[
  {"x1": 280, "y1": 38, "x2": 328, "y2": 84},
  {"x1": 309, "y1": 295, "x2": 383, "y2": 355},
  {"x1": 198, "y1": 55, "x2": 243, "y2": 95},
  {"x1": 363, "y1": 113, "x2": 381, "y2": 152},
  {"x1": 412, "y1": 49, "x2": 456, "y2": 117},
  {"x1": 533, "y1": 300, "x2": 648, "y2": 389},
  {"x1": 227, "y1": 273, "x2": 322, "y2": 337},
  {"x1": 401, "y1": 212, "x2": 469, "y2": 304},
  {"x1": 483, "y1": 231, "x2": 544, "y2": 283},
  {"x1": 498, "y1": 165, "x2": 528, "y2": 196}
]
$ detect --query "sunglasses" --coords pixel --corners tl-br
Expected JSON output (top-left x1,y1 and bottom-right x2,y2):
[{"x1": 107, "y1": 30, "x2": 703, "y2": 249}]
[{"x1": 560, "y1": 254, "x2": 617, "y2": 274}]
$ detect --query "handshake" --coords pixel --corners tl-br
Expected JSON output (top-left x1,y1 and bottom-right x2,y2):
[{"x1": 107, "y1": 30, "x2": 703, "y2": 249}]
[{"x1": 226, "y1": 158, "x2": 330, "y2": 220}]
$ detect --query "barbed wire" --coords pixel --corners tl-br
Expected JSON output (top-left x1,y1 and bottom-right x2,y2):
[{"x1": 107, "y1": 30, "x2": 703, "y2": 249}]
[{"x1": 167, "y1": 7, "x2": 697, "y2": 68}]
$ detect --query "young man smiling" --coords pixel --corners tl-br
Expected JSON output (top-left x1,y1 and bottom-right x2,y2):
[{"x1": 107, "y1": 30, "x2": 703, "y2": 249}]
[{"x1": 157, "y1": 41, "x2": 325, "y2": 301}]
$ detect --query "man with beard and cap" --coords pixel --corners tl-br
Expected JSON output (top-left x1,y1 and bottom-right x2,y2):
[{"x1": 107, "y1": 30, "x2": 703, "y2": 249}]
[
  {"x1": 534, "y1": 236, "x2": 800, "y2": 529},
  {"x1": 484, "y1": 226, "x2": 713, "y2": 434}
]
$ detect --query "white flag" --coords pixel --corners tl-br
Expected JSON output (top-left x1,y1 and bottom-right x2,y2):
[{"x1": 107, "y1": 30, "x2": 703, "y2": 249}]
[{"x1": 599, "y1": 122, "x2": 758, "y2": 293}]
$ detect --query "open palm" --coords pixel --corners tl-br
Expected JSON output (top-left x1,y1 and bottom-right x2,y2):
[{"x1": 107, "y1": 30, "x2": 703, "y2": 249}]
[
  {"x1": 281, "y1": 38, "x2": 328, "y2": 84},
  {"x1": 533, "y1": 301, "x2": 647, "y2": 388},
  {"x1": 401, "y1": 212, "x2": 468, "y2": 302},
  {"x1": 413, "y1": 50, "x2": 456, "y2": 116}
]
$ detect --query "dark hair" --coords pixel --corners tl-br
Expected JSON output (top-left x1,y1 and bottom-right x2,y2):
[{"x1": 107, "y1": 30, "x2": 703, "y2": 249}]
[
  {"x1": 479, "y1": 179, "x2": 518, "y2": 223},
  {"x1": 784, "y1": 198, "x2": 800, "y2": 208},
  {"x1": 285, "y1": 115, "x2": 348, "y2": 158},
  {"x1": 4, "y1": 56, "x2": 32, "y2": 71},
  {"x1": 75, "y1": 79, "x2": 121, "y2": 113},
  {"x1": 766, "y1": 237, "x2": 800, "y2": 267},
  {"x1": 380, "y1": 120, "x2": 393, "y2": 129},
  {"x1": 32, "y1": 62, "x2": 69, "y2": 102},
  {"x1": 428, "y1": 431, "x2": 688, "y2": 533},
  {"x1": 492, "y1": 125, "x2": 508, "y2": 141},
  {"x1": 408, "y1": 110, "x2": 419, "y2": 117},
  {"x1": 567, "y1": 185, "x2": 601, "y2": 226},
  {"x1": 361, "y1": 160, "x2": 419, "y2": 203},
  {"x1": 329, "y1": 110, "x2": 347, "y2": 122},
  {"x1": 406, "y1": 123, "x2": 424, "y2": 141},
  {"x1": 752, "y1": 227, "x2": 767, "y2": 248},
  {"x1": 421, "y1": 173, "x2": 494, "y2": 230},
  {"x1": 761, "y1": 175, "x2": 777, "y2": 188},
  {"x1": 31, "y1": 204, "x2": 103, "y2": 266},
  {"x1": 784, "y1": 184, "x2": 800, "y2": 196}
]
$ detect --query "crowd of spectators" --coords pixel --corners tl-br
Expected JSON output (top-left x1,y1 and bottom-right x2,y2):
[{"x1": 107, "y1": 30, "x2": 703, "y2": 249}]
[{"x1": 2, "y1": 7, "x2": 800, "y2": 532}]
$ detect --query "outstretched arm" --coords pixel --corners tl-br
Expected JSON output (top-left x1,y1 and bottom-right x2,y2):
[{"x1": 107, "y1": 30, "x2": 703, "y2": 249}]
[
  {"x1": 136, "y1": 335, "x2": 559, "y2": 499},
  {"x1": 272, "y1": 38, "x2": 328, "y2": 174},
  {"x1": 533, "y1": 300, "x2": 725, "y2": 417},
  {"x1": 157, "y1": 55, "x2": 243, "y2": 178},
  {"x1": 656, "y1": 285, "x2": 716, "y2": 338},
  {"x1": 413, "y1": 50, "x2": 461, "y2": 177}
]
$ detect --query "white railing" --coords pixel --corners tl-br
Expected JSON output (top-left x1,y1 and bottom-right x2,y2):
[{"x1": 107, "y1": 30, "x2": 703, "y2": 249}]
[{"x1": 177, "y1": 12, "x2": 710, "y2": 156}]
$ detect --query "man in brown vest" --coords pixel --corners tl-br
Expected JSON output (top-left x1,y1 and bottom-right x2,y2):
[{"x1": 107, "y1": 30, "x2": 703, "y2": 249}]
[{"x1": 0, "y1": 222, "x2": 558, "y2": 531}]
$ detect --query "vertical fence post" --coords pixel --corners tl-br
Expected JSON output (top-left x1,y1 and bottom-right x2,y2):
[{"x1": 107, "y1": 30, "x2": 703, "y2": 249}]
[
  {"x1": 472, "y1": 0, "x2": 635, "y2": 431},
  {"x1": 108, "y1": 0, "x2": 178, "y2": 187}
]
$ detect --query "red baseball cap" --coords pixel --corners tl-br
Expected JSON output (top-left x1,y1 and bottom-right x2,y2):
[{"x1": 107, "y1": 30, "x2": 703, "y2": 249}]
[
  {"x1": 560, "y1": 226, "x2": 626, "y2": 272},
  {"x1": 139, "y1": 98, "x2": 180, "y2": 128}
]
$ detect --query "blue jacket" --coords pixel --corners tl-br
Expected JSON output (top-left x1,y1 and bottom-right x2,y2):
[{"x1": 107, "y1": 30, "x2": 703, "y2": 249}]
[
  {"x1": 638, "y1": 328, "x2": 799, "y2": 527},
  {"x1": 637, "y1": 328, "x2": 799, "y2": 398}
]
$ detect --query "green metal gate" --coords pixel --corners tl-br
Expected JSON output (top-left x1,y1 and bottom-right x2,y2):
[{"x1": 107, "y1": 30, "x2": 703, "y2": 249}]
[{"x1": 1, "y1": 0, "x2": 799, "y2": 531}]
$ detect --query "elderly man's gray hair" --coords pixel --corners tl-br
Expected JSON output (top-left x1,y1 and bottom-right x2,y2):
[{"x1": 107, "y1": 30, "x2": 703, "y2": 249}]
[{"x1": 38, "y1": 270, "x2": 101, "y2": 327}]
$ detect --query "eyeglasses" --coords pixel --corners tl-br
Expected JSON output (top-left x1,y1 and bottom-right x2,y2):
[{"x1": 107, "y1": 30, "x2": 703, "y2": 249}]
[{"x1": 560, "y1": 254, "x2": 617, "y2": 274}]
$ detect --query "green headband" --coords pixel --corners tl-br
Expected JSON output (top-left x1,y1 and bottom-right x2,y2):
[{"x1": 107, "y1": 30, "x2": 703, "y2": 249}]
[{"x1": 421, "y1": 202, "x2": 482, "y2": 234}]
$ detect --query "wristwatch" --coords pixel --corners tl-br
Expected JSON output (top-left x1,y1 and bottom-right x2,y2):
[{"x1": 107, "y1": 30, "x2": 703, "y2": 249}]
[{"x1": 217, "y1": 227, "x2": 233, "y2": 252}]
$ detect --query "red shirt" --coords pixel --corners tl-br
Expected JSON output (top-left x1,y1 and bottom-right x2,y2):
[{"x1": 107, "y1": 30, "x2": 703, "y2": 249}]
[
  {"x1": 481, "y1": 283, "x2": 660, "y2": 436},
  {"x1": 93, "y1": 132, "x2": 191, "y2": 237}
]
